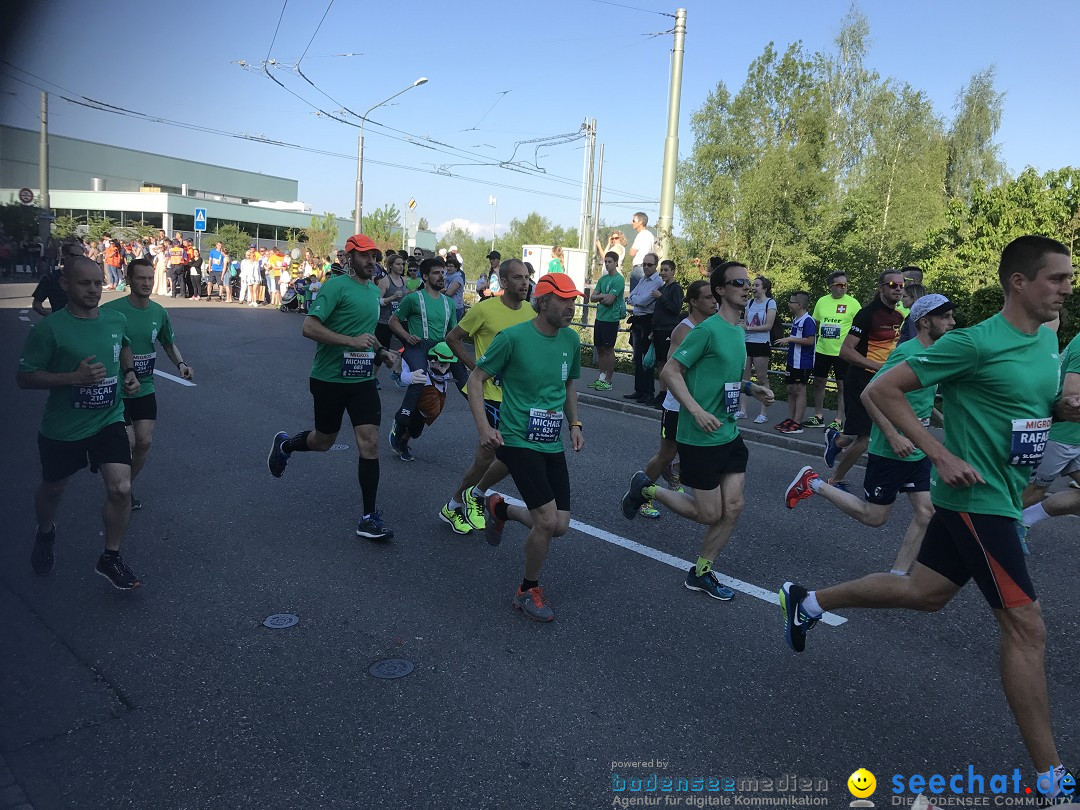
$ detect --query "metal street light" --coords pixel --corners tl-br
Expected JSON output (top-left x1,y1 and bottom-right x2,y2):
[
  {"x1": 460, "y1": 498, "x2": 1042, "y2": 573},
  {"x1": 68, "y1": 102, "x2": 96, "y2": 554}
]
[
  {"x1": 354, "y1": 77, "x2": 428, "y2": 234},
  {"x1": 489, "y1": 194, "x2": 497, "y2": 251}
]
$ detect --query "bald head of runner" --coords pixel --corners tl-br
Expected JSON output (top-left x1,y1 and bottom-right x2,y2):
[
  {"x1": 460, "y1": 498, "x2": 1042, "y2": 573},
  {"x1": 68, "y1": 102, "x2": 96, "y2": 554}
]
[{"x1": 60, "y1": 256, "x2": 104, "y2": 315}]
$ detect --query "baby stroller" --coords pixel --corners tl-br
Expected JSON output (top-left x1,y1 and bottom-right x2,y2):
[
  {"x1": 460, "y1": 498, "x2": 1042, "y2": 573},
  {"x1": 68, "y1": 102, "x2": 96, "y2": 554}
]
[{"x1": 280, "y1": 278, "x2": 309, "y2": 313}]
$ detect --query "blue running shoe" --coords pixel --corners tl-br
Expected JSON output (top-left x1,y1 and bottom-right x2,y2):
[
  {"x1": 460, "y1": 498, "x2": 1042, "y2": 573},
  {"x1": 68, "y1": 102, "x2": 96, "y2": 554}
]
[
  {"x1": 779, "y1": 581, "x2": 818, "y2": 652},
  {"x1": 1016, "y1": 521, "x2": 1031, "y2": 557},
  {"x1": 823, "y1": 428, "x2": 841, "y2": 469},
  {"x1": 684, "y1": 567, "x2": 734, "y2": 601},
  {"x1": 267, "y1": 431, "x2": 290, "y2": 478},
  {"x1": 356, "y1": 510, "x2": 394, "y2": 541}
]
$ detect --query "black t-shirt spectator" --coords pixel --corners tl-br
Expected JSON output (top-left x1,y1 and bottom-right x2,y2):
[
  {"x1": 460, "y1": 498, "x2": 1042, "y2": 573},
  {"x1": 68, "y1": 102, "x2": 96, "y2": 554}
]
[{"x1": 32, "y1": 272, "x2": 67, "y2": 312}]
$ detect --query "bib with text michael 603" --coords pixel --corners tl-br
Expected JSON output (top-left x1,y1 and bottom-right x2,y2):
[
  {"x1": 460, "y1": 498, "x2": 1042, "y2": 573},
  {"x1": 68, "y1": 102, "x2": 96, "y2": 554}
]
[
  {"x1": 341, "y1": 351, "x2": 375, "y2": 379},
  {"x1": 1008, "y1": 417, "x2": 1051, "y2": 466},
  {"x1": 724, "y1": 381, "x2": 741, "y2": 414},
  {"x1": 526, "y1": 409, "x2": 564, "y2": 443},
  {"x1": 73, "y1": 376, "x2": 118, "y2": 409}
]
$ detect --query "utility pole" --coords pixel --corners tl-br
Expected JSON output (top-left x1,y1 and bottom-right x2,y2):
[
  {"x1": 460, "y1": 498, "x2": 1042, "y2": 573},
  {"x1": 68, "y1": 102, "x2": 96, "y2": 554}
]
[
  {"x1": 591, "y1": 143, "x2": 604, "y2": 278},
  {"x1": 657, "y1": 8, "x2": 686, "y2": 260},
  {"x1": 38, "y1": 91, "x2": 51, "y2": 243},
  {"x1": 579, "y1": 119, "x2": 597, "y2": 252}
]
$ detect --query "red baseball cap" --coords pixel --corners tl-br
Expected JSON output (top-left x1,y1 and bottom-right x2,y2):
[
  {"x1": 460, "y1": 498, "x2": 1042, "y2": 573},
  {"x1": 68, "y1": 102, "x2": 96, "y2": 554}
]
[
  {"x1": 533, "y1": 273, "x2": 583, "y2": 299},
  {"x1": 345, "y1": 234, "x2": 378, "y2": 253}
]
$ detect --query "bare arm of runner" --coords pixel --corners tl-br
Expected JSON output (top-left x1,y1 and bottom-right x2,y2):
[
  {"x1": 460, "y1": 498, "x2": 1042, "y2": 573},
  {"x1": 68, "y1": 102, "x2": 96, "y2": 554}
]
[{"x1": 467, "y1": 366, "x2": 503, "y2": 451}]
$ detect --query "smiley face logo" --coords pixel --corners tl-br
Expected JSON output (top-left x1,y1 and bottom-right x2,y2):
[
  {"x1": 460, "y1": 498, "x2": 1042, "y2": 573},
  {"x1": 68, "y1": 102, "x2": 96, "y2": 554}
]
[{"x1": 848, "y1": 768, "x2": 876, "y2": 798}]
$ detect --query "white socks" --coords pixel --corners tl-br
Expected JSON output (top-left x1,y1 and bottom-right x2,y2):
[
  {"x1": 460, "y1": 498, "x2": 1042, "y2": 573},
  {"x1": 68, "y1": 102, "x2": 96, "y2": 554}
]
[
  {"x1": 1022, "y1": 502, "x2": 1049, "y2": 528},
  {"x1": 809, "y1": 476, "x2": 824, "y2": 493},
  {"x1": 802, "y1": 591, "x2": 823, "y2": 618}
]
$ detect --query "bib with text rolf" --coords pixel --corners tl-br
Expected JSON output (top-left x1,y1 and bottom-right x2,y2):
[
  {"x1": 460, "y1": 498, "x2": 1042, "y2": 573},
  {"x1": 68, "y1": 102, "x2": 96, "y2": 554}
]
[
  {"x1": 133, "y1": 352, "x2": 156, "y2": 377},
  {"x1": 1009, "y1": 417, "x2": 1051, "y2": 466}
]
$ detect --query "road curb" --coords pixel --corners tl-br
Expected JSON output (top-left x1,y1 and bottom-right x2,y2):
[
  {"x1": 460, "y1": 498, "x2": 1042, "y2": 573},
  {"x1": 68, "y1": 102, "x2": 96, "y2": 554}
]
[{"x1": 577, "y1": 390, "x2": 867, "y2": 469}]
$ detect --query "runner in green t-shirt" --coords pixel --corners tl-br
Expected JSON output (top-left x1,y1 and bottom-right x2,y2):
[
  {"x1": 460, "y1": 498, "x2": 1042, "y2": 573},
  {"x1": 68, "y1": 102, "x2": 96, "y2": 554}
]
[
  {"x1": 1020, "y1": 328, "x2": 1080, "y2": 534},
  {"x1": 102, "y1": 258, "x2": 193, "y2": 511},
  {"x1": 784, "y1": 294, "x2": 956, "y2": 575},
  {"x1": 16, "y1": 256, "x2": 143, "y2": 590},
  {"x1": 588, "y1": 252, "x2": 626, "y2": 391},
  {"x1": 266, "y1": 234, "x2": 397, "y2": 541},
  {"x1": 440, "y1": 259, "x2": 535, "y2": 534},
  {"x1": 807, "y1": 272, "x2": 861, "y2": 428},
  {"x1": 387, "y1": 257, "x2": 464, "y2": 461},
  {"x1": 780, "y1": 236, "x2": 1080, "y2": 793},
  {"x1": 468, "y1": 273, "x2": 585, "y2": 623},
  {"x1": 622, "y1": 261, "x2": 773, "y2": 602}
]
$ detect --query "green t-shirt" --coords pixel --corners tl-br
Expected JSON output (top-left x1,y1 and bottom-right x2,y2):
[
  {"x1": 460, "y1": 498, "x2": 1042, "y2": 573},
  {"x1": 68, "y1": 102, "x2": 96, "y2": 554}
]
[
  {"x1": 594, "y1": 272, "x2": 626, "y2": 322},
  {"x1": 867, "y1": 337, "x2": 937, "y2": 462},
  {"x1": 307, "y1": 274, "x2": 381, "y2": 383},
  {"x1": 18, "y1": 308, "x2": 131, "y2": 441},
  {"x1": 908, "y1": 313, "x2": 1060, "y2": 520},
  {"x1": 395, "y1": 289, "x2": 458, "y2": 341},
  {"x1": 456, "y1": 297, "x2": 535, "y2": 402},
  {"x1": 1048, "y1": 330, "x2": 1080, "y2": 445},
  {"x1": 671, "y1": 315, "x2": 747, "y2": 447},
  {"x1": 102, "y1": 296, "x2": 175, "y2": 398},
  {"x1": 405, "y1": 277, "x2": 423, "y2": 292},
  {"x1": 476, "y1": 320, "x2": 581, "y2": 453},
  {"x1": 811, "y1": 294, "x2": 861, "y2": 356}
]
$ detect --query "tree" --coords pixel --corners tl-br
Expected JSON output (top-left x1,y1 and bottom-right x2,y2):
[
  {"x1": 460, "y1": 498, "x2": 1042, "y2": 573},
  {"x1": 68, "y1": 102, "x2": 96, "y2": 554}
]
[
  {"x1": 86, "y1": 216, "x2": 119, "y2": 243},
  {"x1": 303, "y1": 213, "x2": 338, "y2": 262},
  {"x1": 417, "y1": 217, "x2": 430, "y2": 231},
  {"x1": 202, "y1": 223, "x2": 252, "y2": 263},
  {"x1": 361, "y1": 204, "x2": 401, "y2": 252},
  {"x1": 0, "y1": 202, "x2": 42, "y2": 241},
  {"x1": 945, "y1": 67, "x2": 1007, "y2": 203},
  {"x1": 51, "y1": 215, "x2": 80, "y2": 239}
]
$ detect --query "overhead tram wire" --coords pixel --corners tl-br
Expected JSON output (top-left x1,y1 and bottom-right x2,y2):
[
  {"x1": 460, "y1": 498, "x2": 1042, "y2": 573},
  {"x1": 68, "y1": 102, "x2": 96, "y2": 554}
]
[
  {"x1": 297, "y1": 0, "x2": 335, "y2": 64},
  {"x1": 265, "y1": 0, "x2": 288, "y2": 63}
]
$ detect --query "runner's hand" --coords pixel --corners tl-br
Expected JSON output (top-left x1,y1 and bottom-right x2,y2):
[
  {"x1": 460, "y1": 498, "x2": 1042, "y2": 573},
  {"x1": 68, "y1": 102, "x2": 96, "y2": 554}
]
[
  {"x1": 379, "y1": 349, "x2": 395, "y2": 368},
  {"x1": 74, "y1": 356, "x2": 106, "y2": 385},
  {"x1": 887, "y1": 432, "x2": 916, "y2": 458},
  {"x1": 405, "y1": 334, "x2": 421, "y2": 346},
  {"x1": 691, "y1": 409, "x2": 722, "y2": 434},
  {"x1": 179, "y1": 363, "x2": 194, "y2": 381},
  {"x1": 479, "y1": 425, "x2": 504, "y2": 451},
  {"x1": 352, "y1": 333, "x2": 376, "y2": 349},
  {"x1": 1055, "y1": 394, "x2": 1080, "y2": 422},
  {"x1": 570, "y1": 425, "x2": 584, "y2": 452},
  {"x1": 752, "y1": 385, "x2": 775, "y2": 407},
  {"x1": 122, "y1": 371, "x2": 141, "y2": 396},
  {"x1": 934, "y1": 451, "x2": 985, "y2": 488}
]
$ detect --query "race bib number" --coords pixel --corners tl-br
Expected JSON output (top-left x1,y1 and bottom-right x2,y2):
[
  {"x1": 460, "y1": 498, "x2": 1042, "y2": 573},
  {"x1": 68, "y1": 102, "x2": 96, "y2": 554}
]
[
  {"x1": 390, "y1": 299, "x2": 401, "y2": 313},
  {"x1": 724, "y1": 381, "x2": 741, "y2": 414},
  {"x1": 73, "y1": 376, "x2": 117, "y2": 409},
  {"x1": 133, "y1": 352, "x2": 156, "y2": 377},
  {"x1": 821, "y1": 324, "x2": 842, "y2": 340},
  {"x1": 526, "y1": 408, "x2": 564, "y2": 443},
  {"x1": 1008, "y1": 417, "x2": 1051, "y2": 466},
  {"x1": 341, "y1": 351, "x2": 375, "y2": 379}
]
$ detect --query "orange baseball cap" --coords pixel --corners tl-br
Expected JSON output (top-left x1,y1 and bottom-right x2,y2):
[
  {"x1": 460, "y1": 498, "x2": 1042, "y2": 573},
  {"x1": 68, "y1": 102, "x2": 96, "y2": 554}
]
[
  {"x1": 534, "y1": 273, "x2": 583, "y2": 299},
  {"x1": 345, "y1": 234, "x2": 378, "y2": 253}
]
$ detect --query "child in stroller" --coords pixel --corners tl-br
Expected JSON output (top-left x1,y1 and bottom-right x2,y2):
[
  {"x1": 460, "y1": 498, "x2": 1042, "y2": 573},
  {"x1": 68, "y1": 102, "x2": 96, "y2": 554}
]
[{"x1": 280, "y1": 277, "x2": 310, "y2": 313}]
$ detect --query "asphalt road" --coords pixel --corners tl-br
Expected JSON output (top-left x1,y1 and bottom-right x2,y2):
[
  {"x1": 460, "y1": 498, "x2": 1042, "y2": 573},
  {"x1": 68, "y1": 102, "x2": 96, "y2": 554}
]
[{"x1": 1, "y1": 282, "x2": 1077, "y2": 809}]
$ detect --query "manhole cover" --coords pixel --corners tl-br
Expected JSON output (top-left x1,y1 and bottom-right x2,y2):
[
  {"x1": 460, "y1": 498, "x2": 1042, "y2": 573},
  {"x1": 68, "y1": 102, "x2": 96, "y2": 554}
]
[
  {"x1": 330, "y1": 443, "x2": 350, "y2": 450},
  {"x1": 369, "y1": 658, "x2": 414, "y2": 679},
  {"x1": 263, "y1": 613, "x2": 299, "y2": 629}
]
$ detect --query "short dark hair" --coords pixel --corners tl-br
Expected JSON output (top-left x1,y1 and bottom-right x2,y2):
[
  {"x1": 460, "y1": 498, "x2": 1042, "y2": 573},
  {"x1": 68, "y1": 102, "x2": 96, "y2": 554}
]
[
  {"x1": 660, "y1": 259, "x2": 676, "y2": 273},
  {"x1": 499, "y1": 258, "x2": 524, "y2": 281},
  {"x1": 686, "y1": 279, "x2": 710, "y2": 301},
  {"x1": 826, "y1": 271, "x2": 848, "y2": 285},
  {"x1": 998, "y1": 235, "x2": 1071, "y2": 292},
  {"x1": 128, "y1": 257, "x2": 153, "y2": 274},
  {"x1": 790, "y1": 290, "x2": 810, "y2": 307},
  {"x1": 710, "y1": 261, "x2": 746, "y2": 294},
  {"x1": 605, "y1": 251, "x2": 620, "y2": 264},
  {"x1": 419, "y1": 257, "x2": 445, "y2": 278},
  {"x1": 877, "y1": 269, "x2": 904, "y2": 285}
]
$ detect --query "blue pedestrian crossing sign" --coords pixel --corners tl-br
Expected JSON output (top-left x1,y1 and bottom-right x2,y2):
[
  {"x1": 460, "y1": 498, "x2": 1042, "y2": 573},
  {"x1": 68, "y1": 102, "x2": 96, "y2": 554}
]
[{"x1": 194, "y1": 207, "x2": 207, "y2": 232}]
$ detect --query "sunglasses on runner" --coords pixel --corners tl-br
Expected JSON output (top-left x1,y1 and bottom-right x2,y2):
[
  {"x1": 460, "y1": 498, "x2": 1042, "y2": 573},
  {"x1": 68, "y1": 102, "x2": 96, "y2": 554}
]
[
  {"x1": 883, "y1": 281, "x2": 904, "y2": 289},
  {"x1": 724, "y1": 278, "x2": 750, "y2": 288}
]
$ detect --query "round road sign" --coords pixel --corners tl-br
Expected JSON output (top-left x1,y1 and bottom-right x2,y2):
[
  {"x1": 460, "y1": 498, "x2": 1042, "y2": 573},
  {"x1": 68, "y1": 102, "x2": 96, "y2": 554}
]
[{"x1": 18, "y1": 187, "x2": 34, "y2": 205}]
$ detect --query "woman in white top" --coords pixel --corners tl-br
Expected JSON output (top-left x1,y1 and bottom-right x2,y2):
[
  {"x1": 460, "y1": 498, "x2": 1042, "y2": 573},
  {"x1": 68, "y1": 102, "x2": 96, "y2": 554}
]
[
  {"x1": 240, "y1": 248, "x2": 258, "y2": 306},
  {"x1": 151, "y1": 244, "x2": 170, "y2": 296},
  {"x1": 740, "y1": 275, "x2": 776, "y2": 422},
  {"x1": 594, "y1": 230, "x2": 626, "y2": 273}
]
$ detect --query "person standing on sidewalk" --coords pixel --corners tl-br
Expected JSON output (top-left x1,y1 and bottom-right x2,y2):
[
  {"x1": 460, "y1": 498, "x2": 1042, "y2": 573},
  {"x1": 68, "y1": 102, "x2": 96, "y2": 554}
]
[
  {"x1": 623, "y1": 254, "x2": 663, "y2": 403},
  {"x1": 626, "y1": 213, "x2": 655, "y2": 292},
  {"x1": 588, "y1": 251, "x2": 626, "y2": 391},
  {"x1": 806, "y1": 272, "x2": 861, "y2": 429},
  {"x1": 649, "y1": 259, "x2": 685, "y2": 408},
  {"x1": 623, "y1": 261, "x2": 773, "y2": 602},
  {"x1": 467, "y1": 273, "x2": 585, "y2": 623},
  {"x1": 773, "y1": 291, "x2": 817, "y2": 434},
  {"x1": 739, "y1": 276, "x2": 777, "y2": 424},
  {"x1": 17, "y1": 256, "x2": 143, "y2": 589},
  {"x1": 779, "y1": 236, "x2": 1078, "y2": 798}
]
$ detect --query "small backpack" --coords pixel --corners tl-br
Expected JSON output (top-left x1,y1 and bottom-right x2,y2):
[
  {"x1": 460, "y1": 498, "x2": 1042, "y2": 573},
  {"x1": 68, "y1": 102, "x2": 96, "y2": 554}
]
[{"x1": 768, "y1": 298, "x2": 786, "y2": 345}]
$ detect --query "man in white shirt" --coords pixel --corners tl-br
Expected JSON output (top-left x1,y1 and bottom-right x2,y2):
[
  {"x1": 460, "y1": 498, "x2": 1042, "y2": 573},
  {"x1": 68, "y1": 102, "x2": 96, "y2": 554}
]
[
  {"x1": 624, "y1": 253, "x2": 664, "y2": 401},
  {"x1": 627, "y1": 212, "x2": 656, "y2": 293}
]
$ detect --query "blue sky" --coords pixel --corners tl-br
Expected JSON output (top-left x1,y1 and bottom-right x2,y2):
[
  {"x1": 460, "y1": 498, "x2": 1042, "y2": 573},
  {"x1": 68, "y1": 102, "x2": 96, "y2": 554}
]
[{"x1": 2, "y1": 0, "x2": 1076, "y2": 241}]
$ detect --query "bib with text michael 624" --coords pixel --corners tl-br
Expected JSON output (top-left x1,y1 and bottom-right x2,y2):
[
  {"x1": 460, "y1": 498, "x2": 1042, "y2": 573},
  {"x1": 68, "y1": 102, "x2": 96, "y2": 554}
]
[{"x1": 527, "y1": 408, "x2": 564, "y2": 443}]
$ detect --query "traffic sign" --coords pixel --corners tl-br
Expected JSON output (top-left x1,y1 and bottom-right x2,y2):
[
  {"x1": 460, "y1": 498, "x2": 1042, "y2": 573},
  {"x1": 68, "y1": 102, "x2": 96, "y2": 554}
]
[
  {"x1": 18, "y1": 187, "x2": 34, "y2": 205},
  {"x1": 194, "y1": 207, "x2": 207, "y2": 232}
]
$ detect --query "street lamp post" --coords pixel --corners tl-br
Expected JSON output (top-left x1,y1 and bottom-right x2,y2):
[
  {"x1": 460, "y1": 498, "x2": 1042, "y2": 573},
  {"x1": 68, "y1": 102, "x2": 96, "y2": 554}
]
[
  {"x1": 489, "y1": 194, "x2": 497, "y2": 251},
  {"x1": 354, "y1": 77, "x2": 428, "y2": 235}
]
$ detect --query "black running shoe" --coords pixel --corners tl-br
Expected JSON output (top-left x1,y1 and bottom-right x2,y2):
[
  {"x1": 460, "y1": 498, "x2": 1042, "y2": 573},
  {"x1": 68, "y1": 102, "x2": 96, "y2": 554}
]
[
  {"x1": 779, "y1": 581, "x2": 818, "y2": 653},
  {"x1": 267, "y1": 431, "x2": 290, "y2": 478},
  {"x1": 356, "y1": 510, "x2": 394, "y2": 541},
  {"x1": 95, "y1": 553, "x2": 142, "y2": 590},
  {"x1": 31, "y1": 527, "x2": 55, "y2": 576},
  {"x1": 621, "y1": 470, "x2": 652, "y2": 520}
]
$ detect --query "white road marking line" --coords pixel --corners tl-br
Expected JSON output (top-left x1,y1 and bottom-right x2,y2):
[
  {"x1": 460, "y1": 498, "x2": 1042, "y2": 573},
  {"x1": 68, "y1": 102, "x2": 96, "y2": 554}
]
[
  {"x1": 19, "y1": 316, "x2": 30, "y2": 322},
  {"x1": 153, "y1": 369, "x2": 196, "y2": 387},
  {"x1": 19, "y1": 309, "x2": 29, "y2": 313},
  {"x1": 497, "y1": 492, "x2": 846, "y2": 627}
]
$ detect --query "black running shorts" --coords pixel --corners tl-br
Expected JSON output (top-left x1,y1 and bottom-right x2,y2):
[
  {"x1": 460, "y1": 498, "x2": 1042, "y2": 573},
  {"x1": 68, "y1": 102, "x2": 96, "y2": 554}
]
[
  {"x1": 309, "y1": 377, "x2": 381, "y2": 434},
  {"x1": 677, "y1": 435, "x2": 748, "y2": 491},
  {"x1": 660, "y1": 407, "x2": 679, "y2": 441},
  {"x1": 842, "y1": 369, "x2": 874, "y2": 437},
  {"x1": 38, "y1": 421, "x2": 131, "y2": 483},
  {"x1": 812, "y1": 352, "x2": 849, "y2": 382},
  {"x1": 916, "y1": 507, "x2": 1036, "y2": 609},
  {"x1": 862, "y1": 453, "x2": 931, "y2": 505},
  {"x1": 593, "y1": 320, "x2": 619, "y2": 349},
  {"x1": 123, "y1": 392, "x2": 157, "y2": 425},
  {"x1": 495, "y1": 445, "x2": 570, "y2": 511}
]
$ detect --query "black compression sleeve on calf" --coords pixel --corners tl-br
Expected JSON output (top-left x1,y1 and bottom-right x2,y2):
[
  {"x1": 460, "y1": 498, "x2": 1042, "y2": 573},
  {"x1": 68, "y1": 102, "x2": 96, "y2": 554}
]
[
  {"x1": 358, "y1": 457, "x2": 379, "y2": 515},
  {"x1": 493, "y1": 498, "x2": 510, "y2": 522},
  {"x1": 284, "y1": 431, "x2": 312, "y2": 453}
]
